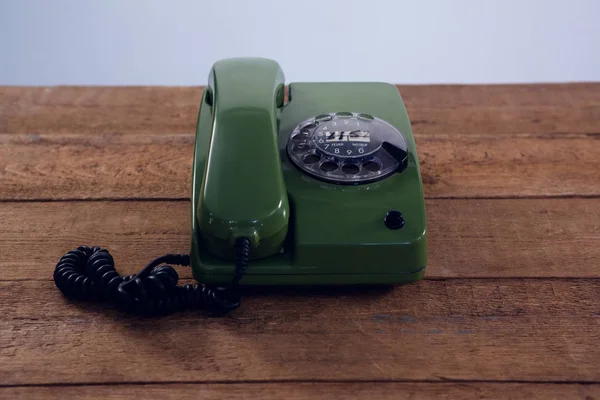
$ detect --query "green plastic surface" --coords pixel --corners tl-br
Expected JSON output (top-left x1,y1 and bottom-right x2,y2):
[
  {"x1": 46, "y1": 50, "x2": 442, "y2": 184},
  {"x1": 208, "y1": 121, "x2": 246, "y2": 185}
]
[{"x1": 191, "y1": 58, "x2": 427, "y2": 285}]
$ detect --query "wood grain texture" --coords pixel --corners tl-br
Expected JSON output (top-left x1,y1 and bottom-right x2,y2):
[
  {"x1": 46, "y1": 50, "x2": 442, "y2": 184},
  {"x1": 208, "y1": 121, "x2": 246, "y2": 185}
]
[
  {"x1": 1, "y1": 85, "x2": 599, "y2": 394},
  {"x1": 0, "y1": 87, "x2": 201, "y2": 135},
  {"x1": 1, "y1": 199, "x2": 599, "y2": 281},
  {"x1": 1, "y1": 84, "x2": 599, "y2": 200},
  {"x1": 1, "y1": 279, "x2": 599, "y2": 385},
  {"x1": 1, "y1": 131, "x2": 600, "y2": 200},
  {"x1": 2, "y1": 84, "x2": 600, "y2": 135},
  {"x1": 3, "y1": 383, "x2": 600, "y2": 400}
]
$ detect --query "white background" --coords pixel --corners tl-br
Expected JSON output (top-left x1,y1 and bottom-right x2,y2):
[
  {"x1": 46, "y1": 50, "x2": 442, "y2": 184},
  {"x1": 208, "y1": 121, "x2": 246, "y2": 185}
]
[{"x1": 1, "y1": 0, "x2": 599, "y2": 85}]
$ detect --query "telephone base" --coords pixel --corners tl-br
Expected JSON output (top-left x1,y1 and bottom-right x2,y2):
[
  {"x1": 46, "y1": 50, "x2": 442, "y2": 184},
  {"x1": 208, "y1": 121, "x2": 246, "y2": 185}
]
[
  {"x1": 191, "y1": 59, "x2": 428, "y2": 288},
  {"x1": 190, "y1": 228, "x2": 427, "y2": 286}
]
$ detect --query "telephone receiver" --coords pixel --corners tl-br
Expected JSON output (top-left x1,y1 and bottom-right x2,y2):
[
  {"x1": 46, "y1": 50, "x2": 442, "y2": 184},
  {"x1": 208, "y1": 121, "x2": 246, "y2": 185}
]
[{"x1": 53, "y1": 58, "x2": 427, "y2": 317}]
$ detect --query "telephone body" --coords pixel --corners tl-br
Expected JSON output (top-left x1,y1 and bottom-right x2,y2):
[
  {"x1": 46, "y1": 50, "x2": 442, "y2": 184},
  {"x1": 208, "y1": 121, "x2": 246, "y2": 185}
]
[{"x1": 191, "y1": 57, "x2": 427, "y2": 286}]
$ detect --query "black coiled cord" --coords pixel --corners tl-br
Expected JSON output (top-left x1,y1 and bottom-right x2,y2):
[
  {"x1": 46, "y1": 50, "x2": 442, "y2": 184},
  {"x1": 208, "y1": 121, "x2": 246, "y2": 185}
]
[{"x1": 53, "y1": 237, "x2": 251, "y2": 317}]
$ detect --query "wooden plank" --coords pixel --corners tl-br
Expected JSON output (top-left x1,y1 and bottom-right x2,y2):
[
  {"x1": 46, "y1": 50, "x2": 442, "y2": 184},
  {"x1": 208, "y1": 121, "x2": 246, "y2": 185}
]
[
  {"x1": 1, "y1": 132, "x2": 599, "y2": 200},
  {"x1": 402, "y1": 83, "x2": 600, "y2": 135},
  {"x1": 1, "y1": 85, "x2": 599, "y2": 135},
  {"x1": 1, "y1": 199, "x2": 599, "y2": 281},
  {"x1": 0, "y1": 279, "x2": 598, "y2": 385},
  {"x1": 2, "y1": 382, "x2": 599, "y2": 400},
  {"x1": 415, "y1": 132, "x2": 600, "y2": 198},
  {"x1": 399, "y1": 83, "x2": 600, "y2": 108},
  {"x1": 0, "y1": 87, "x2": 202, "y2": 136}
]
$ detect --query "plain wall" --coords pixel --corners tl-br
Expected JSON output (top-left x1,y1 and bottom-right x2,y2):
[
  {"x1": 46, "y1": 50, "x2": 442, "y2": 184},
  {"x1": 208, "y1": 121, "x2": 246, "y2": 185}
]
[{"x1": 1, "y1": 0, "x2": 599, "y2": 85}]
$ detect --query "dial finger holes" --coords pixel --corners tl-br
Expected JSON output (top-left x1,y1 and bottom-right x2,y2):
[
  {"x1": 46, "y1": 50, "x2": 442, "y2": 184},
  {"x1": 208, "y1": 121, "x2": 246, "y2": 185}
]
[
  {"x1": 320, "y1": 161, "x2": 338, "y2": 172},
  {"x1": 291, "y1": 131, "x2": 309, "y2": 141},
  {"x1": 362, "y1": 159, "x2": 381, "y2": 172},
  {"x1": 315, "y1": 114, "x2": 332, "y2": 122},
  {"x1": 292, "y1": 142, "x2": 310, "y2": 153},
  {"x1": 341, "y1": 163, "x2": 360, "y2": 175},
  {"x1": 303, "y1": 152, "x2": 321, "y2": 164}
]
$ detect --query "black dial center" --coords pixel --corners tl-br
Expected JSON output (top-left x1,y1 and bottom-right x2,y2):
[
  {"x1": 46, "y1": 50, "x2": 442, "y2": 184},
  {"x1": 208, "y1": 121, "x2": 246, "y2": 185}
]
[{"x1": 311, "y1": 118, "x2": 381, "y2": 158}]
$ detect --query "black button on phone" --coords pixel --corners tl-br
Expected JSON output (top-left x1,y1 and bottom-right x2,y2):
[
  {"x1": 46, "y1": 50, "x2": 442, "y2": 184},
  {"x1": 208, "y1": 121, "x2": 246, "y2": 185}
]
[{"x1": 384, "y1": 210, "x2": 405, "y2": 230}]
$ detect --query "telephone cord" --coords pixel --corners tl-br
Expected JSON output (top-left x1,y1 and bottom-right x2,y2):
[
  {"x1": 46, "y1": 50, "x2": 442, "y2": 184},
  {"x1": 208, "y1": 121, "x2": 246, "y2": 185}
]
[{"x1": 52, "y1": 237, "x2": 251, "y2": 316}]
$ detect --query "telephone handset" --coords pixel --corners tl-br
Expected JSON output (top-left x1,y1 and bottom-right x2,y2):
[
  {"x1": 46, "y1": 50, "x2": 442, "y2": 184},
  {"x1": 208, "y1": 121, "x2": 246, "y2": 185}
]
[
  {"x1": 53, "y1": 58, "x2": 427, "y2": 317},
  {"x1": 195, "y1": 58, "x2": 289, "y2": 261}
]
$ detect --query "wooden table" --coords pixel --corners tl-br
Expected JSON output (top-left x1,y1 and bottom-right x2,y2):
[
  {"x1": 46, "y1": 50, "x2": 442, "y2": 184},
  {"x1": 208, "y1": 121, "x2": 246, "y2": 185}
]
[{"x1": 1, "y1": 84, "x2": 599, "y2": 399}]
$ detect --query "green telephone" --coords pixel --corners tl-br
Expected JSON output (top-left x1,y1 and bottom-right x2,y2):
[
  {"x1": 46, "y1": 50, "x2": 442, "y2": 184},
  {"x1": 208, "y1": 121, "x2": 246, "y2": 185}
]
[{"x1": 53, "y1": 57, "x2": 427, "y2": 316}]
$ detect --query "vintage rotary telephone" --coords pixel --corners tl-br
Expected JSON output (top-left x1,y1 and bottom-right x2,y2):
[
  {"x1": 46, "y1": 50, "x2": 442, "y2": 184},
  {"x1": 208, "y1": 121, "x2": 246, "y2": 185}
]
[{"x1": 53, "y1": 58, "x2": 427, "y2": 316}]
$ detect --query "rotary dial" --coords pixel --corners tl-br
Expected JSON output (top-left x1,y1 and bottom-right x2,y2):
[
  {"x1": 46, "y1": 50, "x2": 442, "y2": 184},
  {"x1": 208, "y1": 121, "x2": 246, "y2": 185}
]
[{"x1": 286, "y1": 112, "x2": 408, "y2": 184}]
